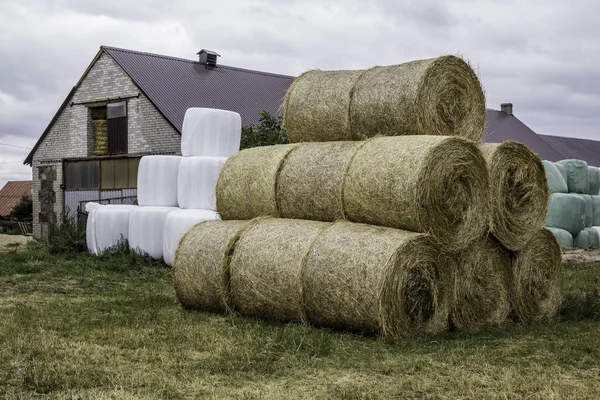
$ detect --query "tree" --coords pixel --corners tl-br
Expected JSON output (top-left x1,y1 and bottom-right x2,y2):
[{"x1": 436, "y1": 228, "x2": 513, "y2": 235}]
[
  {"x1": 9, "y1": 195, "x2": 32, "y2": 221},
  {"x1": 240, "y1": 111, "x2": 287, "y2": 149}
]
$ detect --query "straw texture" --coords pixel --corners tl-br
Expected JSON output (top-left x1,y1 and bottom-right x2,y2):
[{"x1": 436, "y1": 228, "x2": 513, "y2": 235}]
[
  {"x1": 284, "y1": 56, "x2": 486, "y2": 142},
  {"x1": 511, "y1": 228, "x2": 563, "y2": 322},
  {"x1": 480, "y1": 141, "x2": 549, "y2": 251}
]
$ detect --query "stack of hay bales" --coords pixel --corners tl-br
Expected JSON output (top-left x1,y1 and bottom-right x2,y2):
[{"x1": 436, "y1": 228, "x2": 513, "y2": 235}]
[
  {"x1": 92, "y1": 119, "x2": 108, "y2": 156},
  {"x1": 173, "y1": 55, "x2": 563, "y2": 338},
  {"x1": 86, "y1": 108, "x2": 242, "y2": 263},
  {"x1": 543, "y1": 159, "x2": 600, "y2": 248}
]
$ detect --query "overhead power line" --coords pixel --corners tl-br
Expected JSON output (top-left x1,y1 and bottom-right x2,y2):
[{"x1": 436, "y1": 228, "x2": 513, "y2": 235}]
[{"x1": 0, "y1": 142, "x2": 31, "y2": 150}]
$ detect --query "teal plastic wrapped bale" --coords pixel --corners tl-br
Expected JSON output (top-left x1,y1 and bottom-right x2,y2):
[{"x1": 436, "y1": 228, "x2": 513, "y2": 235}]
[
  {"x1": 555, "y1": 163, "x2": 568, "y2": 185},
  {"x1": 547, "y1": 227, "x2": 573, "y2": 248},
  {"x1": 578, "y1": 194, "x2": 593, "y2": 227},
  {"x1": 557, "y1": 159, "x2": 589, "y2": 194},
  {"x1": 589, "y1": 166, "x2": 600, "y2": 195},
  {"x1": 585, "y1": 227, "x2": 600, "y2": 248},
  {"x1": 542, "y1": 160, "x2": 568, "y2": 194},
  {"x1": 574, "y1": 229, "x2": 590, "y2": 248},
  {"x1": 545, "y1": 193, "x2": 585, "y2": 236},
  {"x1": 593, "y1": 196, "x2": 600, "y2": 226}
]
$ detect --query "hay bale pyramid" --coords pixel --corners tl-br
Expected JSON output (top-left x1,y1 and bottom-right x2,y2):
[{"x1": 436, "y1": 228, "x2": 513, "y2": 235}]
[{"x1": 173, "y1": 55, "x2": 563, "y2": 339}]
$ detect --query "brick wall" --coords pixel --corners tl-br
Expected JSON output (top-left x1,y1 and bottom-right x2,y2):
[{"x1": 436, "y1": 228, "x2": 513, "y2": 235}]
[{"x1": 31, "y1": 51, "x2": 181, "y2": 240}]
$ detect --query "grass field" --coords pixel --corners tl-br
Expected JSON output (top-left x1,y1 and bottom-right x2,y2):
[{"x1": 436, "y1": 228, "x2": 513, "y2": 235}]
[{"x1": 1, "y1": 243, "x2": 600, "y2": 399}]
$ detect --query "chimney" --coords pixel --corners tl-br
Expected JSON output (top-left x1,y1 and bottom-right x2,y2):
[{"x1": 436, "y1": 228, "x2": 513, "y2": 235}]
[
  {"x1": 197, "y1": 49, "x2": 220, "y2": 67},
  {"x1": 501, "y1": 103, "x2": 513, "y2": 116}
]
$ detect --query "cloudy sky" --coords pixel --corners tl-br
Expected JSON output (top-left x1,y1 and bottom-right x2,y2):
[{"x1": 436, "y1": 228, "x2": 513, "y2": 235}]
[{"x1": 1, "y1": 0, "x2": 599, "y2": 189}]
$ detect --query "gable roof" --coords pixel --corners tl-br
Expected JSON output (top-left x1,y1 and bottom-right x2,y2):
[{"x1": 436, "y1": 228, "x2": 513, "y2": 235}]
[
  {"x1": 482, "y1": 109, "x2": 565, "y2": 161},
  {"x1": 25, "y1": 46, "x2": 294, "y2": 165},
  {"x1": 102, "y1": 46, "x2": 294, "y2": 131},
  {"x1": 0, "y1": 180, "x2": 32, "y2": 217}
]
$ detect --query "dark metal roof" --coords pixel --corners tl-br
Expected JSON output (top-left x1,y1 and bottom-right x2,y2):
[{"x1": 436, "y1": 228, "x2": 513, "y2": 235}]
[
  {"x1": 0, "y1": 180, "x2": 32, "y2": 217},
  {"x1": 482, "y1": 109, "x2": 565, "y2": 161},
  {"x1": 103, "y1": 46, "x2": 294, "y2": 130},
  {"x1": 539, "y1": 135, "x2": 600, "y2": 166}
]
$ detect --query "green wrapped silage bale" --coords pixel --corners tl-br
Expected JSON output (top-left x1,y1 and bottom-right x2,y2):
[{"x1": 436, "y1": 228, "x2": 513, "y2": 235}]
[
  {"x1": 578, "y1": 194, "x2": 593, "y2": 227},
  {"x1": 585, "y1": 227, "x2": 600, "y2": 248},
  {"x1": 589, "y1": 166, "x2": 600, "y2": 195},
  {"x1": 593, "y1": 196, "x2": 600, "y2": 226},
  {"x1": 542, "y1": 160, "x2": 568, "y2": 194},
  {"x1": 545, "y1": 193, "x2": 585, "y2": 236},
  {"x1": 557, "y1": 159, "x2": 589, "y2": 194},
  {"x1": 555, "y1": 163, "x2": 568, "y2": 185},
  {"x1": 547, "y1": 227, "x2": 573, "y2": 248},
  {"x1": 574, "y1": 229, "x2": 590, "y2": 248}
]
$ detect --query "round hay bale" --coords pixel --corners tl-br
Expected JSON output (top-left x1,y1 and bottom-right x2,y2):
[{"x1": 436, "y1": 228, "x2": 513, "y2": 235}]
[
  {"x1": 173, "y1": 219, "x2": 255, "y2": 312},
  {"x1": 452, "y1": 236, "x2": 511, "y2": 330},
  {"x1": 577, "y1": 194, "x2": 593, "y2": 227},
  {"x1": 545, "y1": 193, "x2": 585, "y2": 236},
  {"x1": 511, "y1": 228, "x2": 563, "y2": 322},
  {"x1": 542, "y1": 160, "x2": 567, "y2": 194},
  {"x1": 585, "y1": 227, "x2": 599, "y2": 248},
  {"x1": 283, "y1": 56, "x2": 486, "y2": 143},
  {"x1": 588, "y1": 166, "x2": 600, "y2": 195},
  {"x1": 303, "y1": 221, "x2": 452, "y2": 339},
  {"x1": 556, "y1": 159, "x2": 589, "y2": 194},
  {"x1": 216, "y1": 144, "x2": 299, "y2": 220},
  {"x1": 277, "y1": 141, "x2": 365, "y2": 221},
  {"x1": 574, "y1": 229, "x2": 590, "y2": 248},
  {"x1": 229, "y1": 219, "x2": 329, "y2": 323},
  {"x1": 283, "y1": 70, "x2": 364, "y2": 142},
  {"x1": 479, "y1": 141, "x2": 549, "y2": 251},
  {"x1": 344, "y1": 136, "x2": 489, "y2": 252},
  {"x1": 555, "y1": 163, "x2": 568, "y2": 184},
  {"x1": 546, "y1": 227, "x2": 573, "y2": 248}
]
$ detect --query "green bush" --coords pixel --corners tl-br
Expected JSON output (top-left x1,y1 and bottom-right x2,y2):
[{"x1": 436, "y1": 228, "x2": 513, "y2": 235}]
[
  {"x1": 9, "y1": 195, "x2": 32, "y2": 220},
  {"x1": 240, "y1": 111, "x2": 287, "y2": 149},
  {"x1": 48, "y1": 211, "x2": 86, "y2": 254}
]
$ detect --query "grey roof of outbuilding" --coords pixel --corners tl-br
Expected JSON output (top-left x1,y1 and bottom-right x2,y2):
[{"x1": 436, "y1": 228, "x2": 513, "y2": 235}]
[
  {"x1": 103, "y1": 46, "x2": 294, "y2": 130},
  {"x1": 482, "y1": 109, "x2": 566, "y2": 161},
  {"x1": 539, "y1": 135, "x2": 600, "y2": 166}
]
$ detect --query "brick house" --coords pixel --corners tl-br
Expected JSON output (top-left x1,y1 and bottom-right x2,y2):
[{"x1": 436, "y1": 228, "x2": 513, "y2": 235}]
[{"x1": 24, "y1": 46, "x2": 293, "y2": 240}]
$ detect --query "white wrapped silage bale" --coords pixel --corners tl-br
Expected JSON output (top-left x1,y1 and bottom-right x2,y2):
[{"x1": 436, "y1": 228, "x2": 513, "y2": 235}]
[
  {"x1": 177, "y1": 156, "x2": 228, "y2": 210},
  {"x1": 95, "y1": 205, "x2": 138, "y2": 253},
  {"x1": 542, "y1": 160, "x2": 568, "y2": 194},
  {"x1": 128, "y1": 206, "x2": 179, "y2": 259},
  {"x1": 85, "y1": 202, "x2": 102, "y2": 255},
  {"x1": 137, "y1": 156, "x2": 183, "y2": 207},
  {"x1": 585, "y1": 227, "x2": 600, "y2": 248},
  {"x1": 574, "y1": 229, "x2": 590, "y2": 248},
  {"x1": 545, "y1": 193, "x2": 585, "y2": 236},
  {"x1": 162, "y1": 209, "x2": 220, "y2": 267},
  {"x1": 181, "y1": 108, "x2": 241, "y2": 157},
  {"x1": 546, "y1": 227, "x2": 573, "y2": 249}
]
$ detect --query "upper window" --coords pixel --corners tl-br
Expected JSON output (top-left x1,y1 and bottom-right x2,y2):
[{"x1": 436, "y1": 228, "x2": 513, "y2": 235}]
[{"x1": 91, "y1": 101, "x2": 128, "y2": 156}]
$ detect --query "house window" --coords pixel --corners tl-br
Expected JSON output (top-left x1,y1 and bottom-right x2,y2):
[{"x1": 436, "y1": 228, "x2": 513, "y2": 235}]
[
  {"x1": 91, "y1": 101, "x2": 128, "y2": 156},
  {"x1": 100, "y1": 158, "x2": 140, "y2": 189},
  {"x1": 107, "y1": 102, "x2": 127, "y2": 154},
  {"x1": 64, "y1": 161, "x2": 99, "y2": 190}
]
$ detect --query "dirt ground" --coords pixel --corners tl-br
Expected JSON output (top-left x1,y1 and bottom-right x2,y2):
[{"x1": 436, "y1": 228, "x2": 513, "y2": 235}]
[
  {"x1": 0, "y1": 234, "x2": 32, "y2": 248},
  {"x1": 562, "y1": 248, "x2": 600, "y2": 263}
]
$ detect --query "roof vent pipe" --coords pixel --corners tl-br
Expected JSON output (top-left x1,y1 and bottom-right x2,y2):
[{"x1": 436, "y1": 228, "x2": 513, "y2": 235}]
[
  {"x1": 197, "y1": 49, "x2": 220, "y2": 67},
  {"x1": 501, "y1": 103, "x2": 513, "y2": 116}
]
